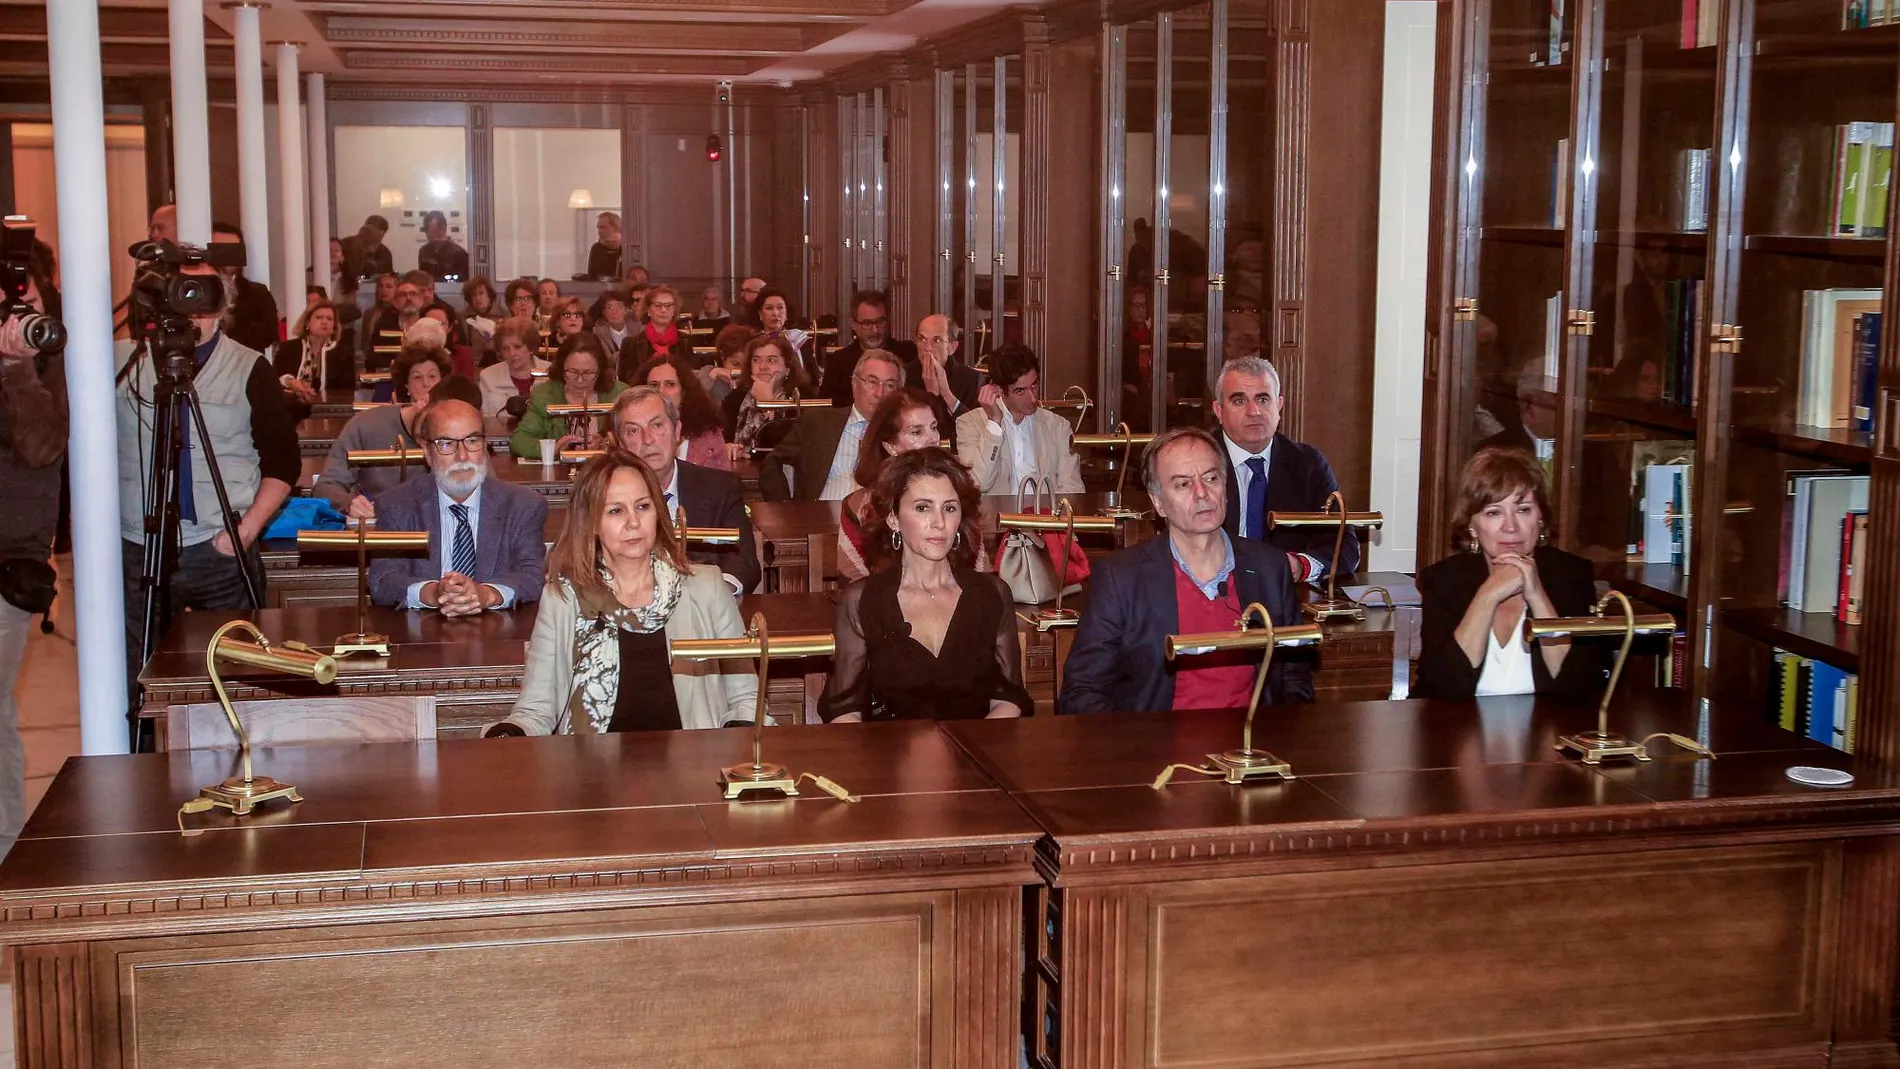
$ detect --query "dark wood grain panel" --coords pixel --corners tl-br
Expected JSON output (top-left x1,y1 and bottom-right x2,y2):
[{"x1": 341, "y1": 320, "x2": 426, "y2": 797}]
[
  {"x1": 13, "y1": 944, "x2": 93, "y2": 1069},
  {"x1": 954, "y1": 884, "x2": 1022, "y2": 1069},
  {"x1": 1143, "y1": 846, "x2": 1835, "y2": 1066}
]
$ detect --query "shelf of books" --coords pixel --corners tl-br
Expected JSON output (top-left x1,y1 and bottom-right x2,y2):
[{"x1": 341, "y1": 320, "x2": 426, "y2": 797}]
[{"x1": 1433, "y1": 0, "x2": 1898, "y2": 759}]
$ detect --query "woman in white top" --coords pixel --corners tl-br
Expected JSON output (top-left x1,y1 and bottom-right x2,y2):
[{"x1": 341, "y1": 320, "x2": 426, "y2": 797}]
[{"x1": 1415, "y1": 446, "x2": 1607, "y2": 700}]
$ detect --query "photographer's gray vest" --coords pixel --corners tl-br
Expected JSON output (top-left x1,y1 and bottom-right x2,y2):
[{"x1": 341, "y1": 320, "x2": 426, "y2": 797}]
[{"x1": 115, "y1": 335, "x2": 262, "y2": 546}]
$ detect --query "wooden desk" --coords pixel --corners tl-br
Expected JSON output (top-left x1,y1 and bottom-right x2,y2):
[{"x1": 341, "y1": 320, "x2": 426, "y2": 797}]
[
  {"x1": 943, "y1": 696, "x2": 1900, "y2": 1068},
  {"x1": 138, "y1": 593, "x2": 838, "y2": 738},
  {"x1": 1, "y1": 723, "x2": 1039, "y2": 1068},
  {"x1": 308, "y1": 388, "x2": 360, "y2": 418},
  {"x1": 751, "y1": 492, "x2": 1158, "y2": 593}
]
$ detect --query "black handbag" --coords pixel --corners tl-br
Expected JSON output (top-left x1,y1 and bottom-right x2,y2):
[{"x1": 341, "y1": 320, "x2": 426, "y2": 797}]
[{"x1": 0, "y1": 557, "x2": 56, "y2": 616}]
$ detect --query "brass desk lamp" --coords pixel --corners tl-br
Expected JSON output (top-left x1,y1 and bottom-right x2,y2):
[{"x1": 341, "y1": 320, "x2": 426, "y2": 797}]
[
  {"x1": 755, "y1": 389, "x2": 832, "y2": 411},
  {"x1": 359, "y1": 369, "x2": 392, "y2": 386},
  {"x1": 179, "y1": 620, "x2": 337, "y2": 820},
  {"x1": 1072, "y1": 422, "x2": 1156, "y2": 519},
  {"x1": 545, "y1": 400, "x2": 610, "y2": 443},
  {"x1": 350, "y1": 401, "x2": 396, "y2": 411},
  {"x1": 998, "y1": 498, "x2": 1114, "y2": 631},
  {"x1": 297, "y1": 520, "x2": 430, "y2": 656},
  {"x1": 1526, "y1": 590, "x2": 1708, "y2": 764},
  {"x1": 669, "y1": 613, "x2": 855, "y2": 801},
  {"x1": 1153, "y1": 604, "x2": 1324, "y2": 787},
  {"x1": 1040, "y1": 386, "x2": 1094, "y2": 433},
  {"x1": 1268, "y1": 490, "x2": 1385, "y2": 620},
  {"x1": 671, "y1": 505, "x2": 742, "y2": 548}
]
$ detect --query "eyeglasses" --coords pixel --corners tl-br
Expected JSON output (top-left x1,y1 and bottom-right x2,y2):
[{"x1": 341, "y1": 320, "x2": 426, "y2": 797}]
[
  {"x1": 559, "y1": 311, "x2": 584, "y2": 320},
  {"x1": 427, "y1": 434, "x2": 487, "y2": 456},
  {"x1": 648, "y1": 301, "x2": 677, "y2": 311},
  {"x1": 853, "y1": 316, "x2": 887, "y2": 328},
  {"x1": 565, "y1": 368, "x2": 599, "y2": 379},
  {"x1": 854, "y1": 373, "x2": 900, "y2": 392}
]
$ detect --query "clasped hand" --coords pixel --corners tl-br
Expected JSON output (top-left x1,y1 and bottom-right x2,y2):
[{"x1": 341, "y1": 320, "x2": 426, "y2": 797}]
[
  {"x1": 428, "y1": 571, "x2": 496, "y2": 617},
  {"x1": 1481, "y1": 554, "x2": 1545, "y2": 605}
]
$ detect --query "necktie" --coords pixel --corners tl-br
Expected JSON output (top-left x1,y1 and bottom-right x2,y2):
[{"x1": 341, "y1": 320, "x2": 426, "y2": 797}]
[
  {"x1": 1244, "y1": 456, "x2": 1267, "y2": 541},
  {"x1": 449, "y1": 503, "x2": 476, "y2": 577}
]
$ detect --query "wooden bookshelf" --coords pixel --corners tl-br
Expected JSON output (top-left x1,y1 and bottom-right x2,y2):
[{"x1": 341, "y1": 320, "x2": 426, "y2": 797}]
[{"x1": 1421, "y1": 0, "x2": 1897, "y2": 776}]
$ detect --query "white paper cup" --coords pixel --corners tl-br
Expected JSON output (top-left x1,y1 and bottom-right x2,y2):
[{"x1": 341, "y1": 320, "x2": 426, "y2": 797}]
[{"x1": 539, "y1": 438, "x2": 558, "y2": 464}]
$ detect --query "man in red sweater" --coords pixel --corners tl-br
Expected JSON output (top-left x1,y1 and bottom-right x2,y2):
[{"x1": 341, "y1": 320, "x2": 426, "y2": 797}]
[{"x1": 1058, "y1": 426, "x2": 1313, "y2": 714}]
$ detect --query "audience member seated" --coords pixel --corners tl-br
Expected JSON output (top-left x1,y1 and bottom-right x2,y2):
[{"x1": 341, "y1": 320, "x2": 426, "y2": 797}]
[
  {"x1": 358, "y1": 271, "x2": 399, "y2": 361},
  {"x1": 839, "y1": 388, "x2": 939, "y2": 582},
  {"x1": 734, "y1": 276, "x2": 766, "y2": 328},
  {"x1": 318, "y1": 346, "x2": 450, "y2": 519},
  {"x1": 755, "y1": 286, "x2": 818, "y2": 385},
  {"x1": 692, "y1": 286, "x2": 731, "y2": 333},
  {"x1": 486, "y1": 451, "x2": 757, "y2": 736},
  {"x1": 415, "y1": 210, "x2": 469, "y2": 282},
  {"x1": 368, "y1": 316, "x2": 465, "y2": 400},
  {"x1": 617, "y1": 284, "x2": 686, "y2": 379},
  {"x1": 1475, "y1": 359, "x2": 1557, "y2": 463},
  {"x1": 820, "y1": 448, "x2": 1031, "y2": 722},
  {"x1": 339, "y1": 214, "x2": 394, "y2": 282},
  {"x1": 460, "y1": 276, "x2": 498, "y2": 358},
  {"x1": 625, "y1": 263, "x2": 651, "y2": 288},
  {"x1": 478, "y1": 316, "x2": 547, "y2": 421},
  {"x1": 536, "y1": 278, "x2": 563, "y2": 319},
  {"x1": 760, "y1": 348, "x2": 901, "y2": 502},
  {"x1": 509, "y1": 333, "x2": 625, "y2": 459},
  {"x1": 611, "y1": 386, "x2": 759, "y2": 595},
  {"x1": 1212, "y1": 355, "x2": 1360, "y2": 582},
  {"x1": 591, "y1": 287, "x2": 635, "y2": 362},
  {"x1": 549, "y1": 296, "x2": 588, "y2": 351},
  {"x1": 503, "y1": 277, "x2": 538, "y2": 322},
  {"x1": 702, "y1": 324, "x2": 757, "y2": 409},
  {"x1": 585, "y1": 211, "x2": 623, "y2": 280},
  {"x1": 210, "y1": 223, "x2": 279, "y2": 355},
  {"x1": 367, "y1": 396, "x2": 547, "y2": 613},
  {"x1": 1414, "y1": 446, "x2": 1606, "y2": 700},
  {"x1": 914, "y1": 313, "x2": 983, "y2": 421},
  {"x1": 1059, "y1": 427, "x2": 1313, "y2": 714},
  {"x1": 366, "y1": 271, "x2": 428, "y2": 371},
  {"x1": 1120, "y1": 283, "x2": 1154, "y2": 430},
  {"x1": 956, "y1": 343, "x2": 1083, "y2": 496},
  {"x1": 273, "y1": 300, "x2": 354, "y2": 411},
  {"x1": 636, "y1": 352, "x2": 728, "y2": 471},
  {"x1": 824, "y1": 289, "x2": 920, "y2": 406},
  {"x1": 721, "y1": 333, "x2": 805, "y2": 462}
]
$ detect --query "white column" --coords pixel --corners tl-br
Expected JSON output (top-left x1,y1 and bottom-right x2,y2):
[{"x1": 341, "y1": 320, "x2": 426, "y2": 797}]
[
  {"x1": 305, "y1": 72, "x2": 331, "y2": 286},
  {"x1": 228, "y1": 2, "x2": 271, "y2": 285},
  {"x1": 274, "y1": 42, "x2": 307, "y2": 310},
  {"x1": 167, "y1": 0, "x2": 212, "y2": 245},
  {"x1": 47, "y1": 0, "x2": 130, "y2": 752}
]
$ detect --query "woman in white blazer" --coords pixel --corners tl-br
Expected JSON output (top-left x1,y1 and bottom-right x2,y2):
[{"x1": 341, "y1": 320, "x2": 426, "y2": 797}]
[{"x1": 486, "y1": 449, "x2": 756, "y2": 736}]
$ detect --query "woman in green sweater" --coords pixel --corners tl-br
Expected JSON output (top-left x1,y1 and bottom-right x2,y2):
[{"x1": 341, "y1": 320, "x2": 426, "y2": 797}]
[{"x1": 510, "y1": 332, "x2": 627, "y2": 459}]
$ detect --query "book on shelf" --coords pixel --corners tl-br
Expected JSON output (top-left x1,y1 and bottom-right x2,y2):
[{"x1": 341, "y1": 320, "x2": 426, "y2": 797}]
[
  {"x1": 1781, "y1": 471, "x2": 1869, "y2": 615},
  {"x1": 1845, "y1": 0, "x2": 1894, "y2": 28},
  {"x1": 1653, "y1": 631, "x2": 1689, "y2": 689},
  {"x1": 1831, "y1": 122, "x2": 1895, "y2": 237},
  {"x1": 1639, "y1": 464, "x2": 1693, "y2": 569},
  {"x1": 1678, "y1": 148, "x2": 1709, "y2": 232},
  {"x1": 1628, "y1": 440, "x2": 1694, "y2": 560},
  {"x1": 1680, "y1": 0, "x2": 1717, "y2": 46},
  {"x1": 1798, "y1": 289, "x2": 1881, "y2": 428},
  {"x1": 1548, "y1": 0, "x2": 1565, "y2": 64},
  {"x1": 1767, "y1": 649, "x2": 1859, "y2": 753},
  {"x1": 1659, "y1": 277, "x2": 1703, "y2": 405},
  {"x1": 1841, "y1": 510, "x2": 1868, "y2": 624},
  {"x1": 1552, "y1": 139, "x2": 1570, "y2": 229},
  {"x1": 1851, "y1": 311, "x2": 1882, "y2": 432},
  {"x1": 1543, "y1": 293, "x2": 1562, "y2": 381}
]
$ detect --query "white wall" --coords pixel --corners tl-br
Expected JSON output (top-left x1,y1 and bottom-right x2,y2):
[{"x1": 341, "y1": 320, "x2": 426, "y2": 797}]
[
  {"x1": 332, "y1": 124, "x2": 469, "y2": 276},
  {"x1": 1368, "y1": 0, "x2": 1438, "y2": 572},
  {"x1": 491, "y1": 127, "x2": 620, "y2": 282}
]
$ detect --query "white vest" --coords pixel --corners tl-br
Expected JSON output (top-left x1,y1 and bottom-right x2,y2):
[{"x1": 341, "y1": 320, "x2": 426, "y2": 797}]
[{"x1": 116, "y1": 335, "x2": 264, "y2": 546}]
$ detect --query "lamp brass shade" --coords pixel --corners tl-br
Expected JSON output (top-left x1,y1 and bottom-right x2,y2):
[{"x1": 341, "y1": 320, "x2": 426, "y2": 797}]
[
  {"x1": 1525, "y1": 613, "x2": 1676, "y2": 640},
  {"x1": 754, "y1": 397, "x2": 833, "y2": 410},
  {"x1": 351, "y1": 401, "x2": 398, "y2": 411},
  {"x1": 296, "y1": 530, "x2": 430, "y2": 550},
  {"x1": 211, "y1": 632, "x2": 338, "y2": 685},
  {"x1": 544, "y1": 403, "x2": 610, "y2": 418},
  {"x1": 997, "y1": 512, "x2": 1118, "y2": 533},
  {"x1": 1268, "y1": 510, "x2": 1385, "y2": 529},
  {"x1": 345, "y1": 446, "x2": 425, "y2": 466},
  {"x1": 359, "y1": 370, "x2": 392, "y2": 384},
  {"x1": 1166, "y1": 621, "x2": 1324, "y2": 658},
  {"x1": 669, "y1": 631, "x2": 837, "y2": 660},
  {"x1": 1074, "y1": 431, "x2": 1157, "y2": 447}
]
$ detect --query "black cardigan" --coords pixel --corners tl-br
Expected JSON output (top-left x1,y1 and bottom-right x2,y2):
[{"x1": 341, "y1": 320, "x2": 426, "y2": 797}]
[{"x1": 1414, "y1": 545, "x2": 1609, "y2": 702}]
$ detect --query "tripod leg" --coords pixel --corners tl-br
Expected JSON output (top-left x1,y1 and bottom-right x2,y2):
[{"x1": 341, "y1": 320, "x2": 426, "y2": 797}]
[
  {"x1": 133, "y1": 383, "x2": 185, "y2": 752},
  {"x1": 179, "y1": 387, "x2": 266, "y2": 610}
]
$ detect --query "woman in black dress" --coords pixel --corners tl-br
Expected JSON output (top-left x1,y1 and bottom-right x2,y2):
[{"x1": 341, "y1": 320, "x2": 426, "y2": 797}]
[{"x1": 820, "y1": 447, "x2": 1032, "y2": 722}]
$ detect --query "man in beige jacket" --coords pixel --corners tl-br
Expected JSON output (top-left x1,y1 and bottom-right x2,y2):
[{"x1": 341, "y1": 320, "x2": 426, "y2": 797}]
[{"x1": 954, "y1": 343, "x2": 1083, "y2": 496}]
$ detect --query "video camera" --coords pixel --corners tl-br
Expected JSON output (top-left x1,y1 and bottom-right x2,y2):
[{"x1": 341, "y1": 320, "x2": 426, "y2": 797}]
[
  {"x1": 0, "y1": 217, "x2": 64, "y2": 355},
  {"x1": 125, "y1": 239, "x2": 246, "y2": 372}
]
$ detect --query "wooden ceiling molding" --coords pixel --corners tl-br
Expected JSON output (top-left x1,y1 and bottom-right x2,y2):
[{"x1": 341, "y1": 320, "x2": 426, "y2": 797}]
[
  {"x1": 338, "y1": 50, "x2": 762, "y2": 78},
  {"x1": 318, "y1": 15, "x2": 814, "y2": 56}
]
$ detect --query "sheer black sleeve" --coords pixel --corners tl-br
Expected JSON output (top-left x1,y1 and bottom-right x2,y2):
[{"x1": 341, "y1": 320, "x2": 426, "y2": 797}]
[{"x1": 818, "y1": 580, "x2": 871, "y2": 722}]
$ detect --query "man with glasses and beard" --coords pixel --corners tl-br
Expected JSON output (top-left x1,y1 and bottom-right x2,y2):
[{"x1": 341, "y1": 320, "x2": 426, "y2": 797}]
[
  {"x1": 822, "y1": 289, "x2": 921, "y2": 408},
  {"x1": 367, "y1": 389, "x2": 548, "y2": 614}
]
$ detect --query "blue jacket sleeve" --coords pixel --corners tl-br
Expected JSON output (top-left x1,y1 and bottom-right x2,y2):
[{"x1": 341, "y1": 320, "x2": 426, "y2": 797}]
[
  {"x1": 367, "y1": 488, "x2": 427, "y2": 607},
  {"x1": 1057, "y1": 559, "x2": 1128, "y2": 715},
  {"x1": 489, "y1": 491, "x2": 550, "y2": 603}
]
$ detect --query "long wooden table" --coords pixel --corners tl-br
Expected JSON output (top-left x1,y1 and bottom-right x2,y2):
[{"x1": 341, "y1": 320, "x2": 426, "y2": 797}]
[
  {"x1": 137, "y1": 593, "x2": 837, "y2": 738},
  {"x1": 0, "y1": 722, "x2": 1041, "y2": 1068},
  {"x1": 942, "y1": 694, "x2": 1900, "y2": 1068}
]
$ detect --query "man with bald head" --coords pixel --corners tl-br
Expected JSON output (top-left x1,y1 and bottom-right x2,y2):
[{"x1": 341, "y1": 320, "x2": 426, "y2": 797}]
[
  {"x1": 148, "y1": 204, "x2": 177, "y2": 244},
  {"x1": 914, "y1": 313, "x2": 982, "y2": 420},
  {"x1": 734, "y1": 277, "x2": 768, "y2": 328},
  {"x1": 367, "y1": 397, "x2": 548, "y2": 614}
]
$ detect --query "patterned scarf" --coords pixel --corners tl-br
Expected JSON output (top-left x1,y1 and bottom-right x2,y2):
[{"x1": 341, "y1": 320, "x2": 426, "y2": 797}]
[{"x1": 568, "y1": 554, "x2": 686, "y2": 734}]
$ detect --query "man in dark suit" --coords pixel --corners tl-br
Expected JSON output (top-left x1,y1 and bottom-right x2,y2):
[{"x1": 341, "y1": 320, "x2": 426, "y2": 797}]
[
  {"x1": 611, "y1": 385, "x2": 761, "y2": 594},
  {"x1": 914, "y1": 313, "x2": 983, "y2": 421},
  {"x1": 761, "y1": 349, "x2": 902, "y2": 502},
  {"x1": 368, "y1": 398, "x2": 548, "y2": 612},
  {"x1": 1059, "y1": 427, "x2": 1312, "y2": 714},
  {"x1": 340, "y1": 215, "x2": 395, "y2": 283},
  {"x1": 824, "y1": 290, "x2": 921, "y2": 406},
  {"x1": 1212, "y1": 355, "x2": 1361, "y2": 582}
]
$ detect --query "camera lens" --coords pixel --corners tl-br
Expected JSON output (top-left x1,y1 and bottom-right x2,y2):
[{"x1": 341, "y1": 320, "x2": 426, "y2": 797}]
[
  {"x1": 164, "y1": 275, "x2": 223, "y2": 317},
  {"x1": 16, "y1": 313, "x2": 63, "y2": 354}
]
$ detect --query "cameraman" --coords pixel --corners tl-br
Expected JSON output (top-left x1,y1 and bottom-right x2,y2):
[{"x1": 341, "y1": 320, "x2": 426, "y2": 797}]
[
  {"x1": 0, "y1": 266, "x2": 65, "y2": 857},
  {"x1": 115, "y1": 253, "x2": 299, "y2": 697}
]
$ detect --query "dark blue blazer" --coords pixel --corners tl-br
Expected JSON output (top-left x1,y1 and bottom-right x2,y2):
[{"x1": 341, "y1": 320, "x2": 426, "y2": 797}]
[
  {"x1": 367, "y1": 472, "x2": 549, "y2": 607},
  {"x1": 676, "y1": 459, "x2": 760, "y2": 594},
  {"x1": 1218, "y1": 431, "x2": 1362, "y2": 577},
  {"x1": 1058, "y1": 534, "x2": 1314, "y2": 715}
]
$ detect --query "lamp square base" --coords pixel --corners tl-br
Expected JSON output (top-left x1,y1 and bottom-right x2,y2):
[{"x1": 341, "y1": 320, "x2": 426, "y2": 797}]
[
  {"x1": 1033, "y1": 609, "x2": 1080, "y2": 632},
  {"x1": 1556, "y1": 732, "x2": 1651, "y2": 765},
  {"x1": 1207, "y1": 749, "x2": 1296, "y2": 784},
  {"x1": 332, "y1": 634, "x2": 391, "y2": 658},
  {"x1": 1302, "y1": 599, "x2": 1365, "y2": 622},
  {"x1": 722, "y1": 762, "x2": 800, "y2": 800},
  {"x1": 198, "y1": 776, "x2": 302, "y2": 817}
]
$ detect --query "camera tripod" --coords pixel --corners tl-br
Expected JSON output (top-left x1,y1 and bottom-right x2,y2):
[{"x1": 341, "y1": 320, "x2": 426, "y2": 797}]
[{"x1": 131, "y1": 345, "x2": 264, "y2": 751}]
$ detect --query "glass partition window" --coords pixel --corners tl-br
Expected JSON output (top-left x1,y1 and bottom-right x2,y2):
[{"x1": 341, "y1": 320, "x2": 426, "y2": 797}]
[
  {"x1": 333, "y1": 125, "x2": 470, "y2": 277},
  {"x1": 491, "y1": 127, "x2": 621, "y2": 282}
]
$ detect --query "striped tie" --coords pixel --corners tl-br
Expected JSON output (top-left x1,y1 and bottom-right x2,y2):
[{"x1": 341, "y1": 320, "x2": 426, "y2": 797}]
[{"x1": 449, "y1": 503, "x2": 476, "y2": 577}]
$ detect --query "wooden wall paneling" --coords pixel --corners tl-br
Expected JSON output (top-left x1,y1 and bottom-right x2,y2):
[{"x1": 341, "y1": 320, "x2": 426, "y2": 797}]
[
  {"x1": 1262, "y1": 0, "x2": 1311, "y2": 443},
  {"x1": 1685, "y1": 0, "x2": 1751, "y2": 704},
  {"x1": 1416, "y1": 0, "x2": 1482, "y2": 567},
  {"x1": 902, "y1": 66, "x2": 937, "y2": 332},
  {"x1": 1299, "y1": 0, "x2": 1385, "y2": 509},
  {"x1": 805, "y1": 90, "x2": 839, "y2": 323},
  {"x1": 140, "y1": 77, "x2": 171, "y2": 213},
  {"x1": 1832, "y1": 838, "x2": 1900, "y2": 1065},
  {"x1": 888, "y1": 66, "x2": 917, "y2": 331},
  {"x1": 1056, "y1": 888, "x2": 1134, "y2": 1066},
  {"x1": 770, "y1": 104, "x2": 807, "y2": 309},
  {"x1": 12, "y1": 944, "x2": 93, "y2": 1068},
  {"x1": 469, "y1": 104, "x2": 492, "y2": 279},
  {"x1": 953, "y1": 885, "x2": 1024, "y2": 1068},
  {"x1": 1021, "y1": 17, "x2": 1054, "y2": 362},
  {"x1": 621, "y1": 105, "x2": 646, "y2": 274},
  {"x1": 1046, "y1": 32, "x2": 1100, "y2": 396}
]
